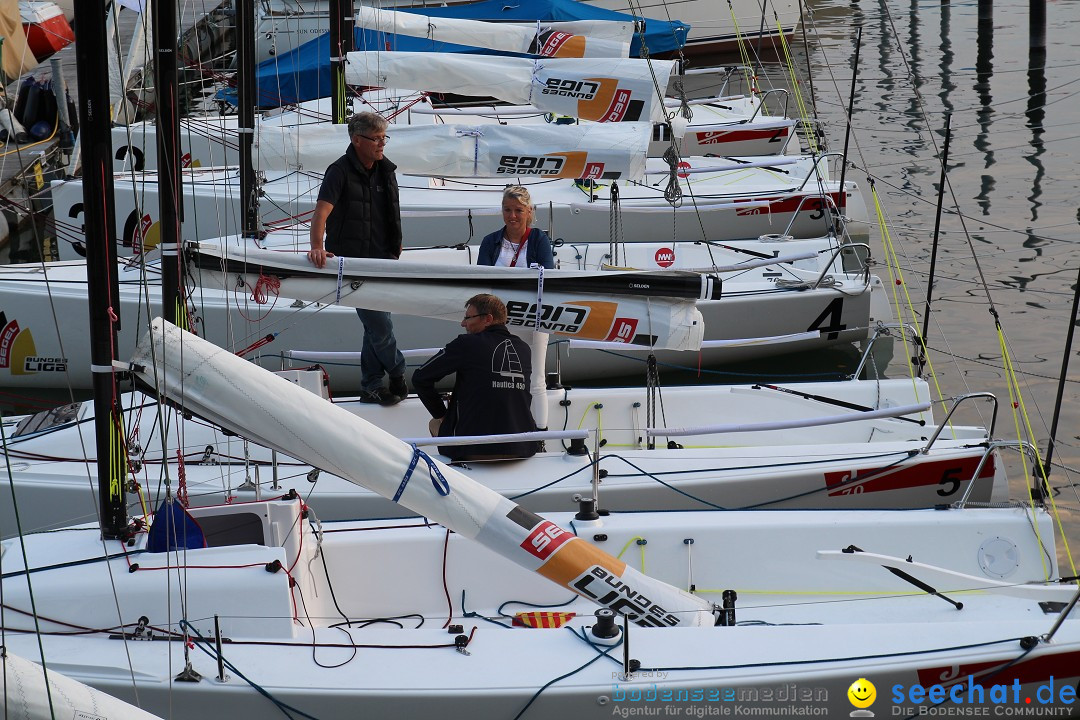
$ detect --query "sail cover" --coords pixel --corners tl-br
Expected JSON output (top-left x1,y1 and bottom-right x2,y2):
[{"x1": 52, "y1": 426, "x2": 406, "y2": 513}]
[
  {"x1": 189, "y1": 243, "x2": 711, "y2": 351},
  {"x1": 256, "y1": 121, "x2": 650, "y2": 180},
  {"x1": 346, "y1": 53, "x2": 675, "y2": 123},
  {"x1": 132, "y1": 318, "x2": 715, "y2": 628},
  {"x1": 354, "y1": 6, "x2": 632, "y2": 58}
]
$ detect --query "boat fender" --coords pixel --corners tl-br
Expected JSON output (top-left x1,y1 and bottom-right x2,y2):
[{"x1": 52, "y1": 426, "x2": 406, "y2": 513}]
[{"x1": 590, "y1": 608, "x2": 621, "y2": 645}]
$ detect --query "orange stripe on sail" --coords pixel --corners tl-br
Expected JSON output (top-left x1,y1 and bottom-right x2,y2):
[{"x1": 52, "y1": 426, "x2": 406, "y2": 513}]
[{"x1": 535, "y1": 536, "x2": 627, "y2": 586}]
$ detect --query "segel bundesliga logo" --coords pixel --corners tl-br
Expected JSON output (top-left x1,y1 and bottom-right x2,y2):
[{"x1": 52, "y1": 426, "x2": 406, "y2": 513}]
[
  {"x1": 497, "y1": 155, "x2": 567, "y2": 176},
  {"x1": 571, "y1": 565, "x2": 680, "y2": 627},
  {"x1": 0, "y1": 312, "x2": 67, "y2": 375},
  {"x1": 506, "y1": 300, "x2": 590, "y2": 333},
  {"x1": 541, "y1": 77, "x2": 601, "y2": 99},
  {"x1": 497, "y1": 153, "x2": 606, "y2": 179}
]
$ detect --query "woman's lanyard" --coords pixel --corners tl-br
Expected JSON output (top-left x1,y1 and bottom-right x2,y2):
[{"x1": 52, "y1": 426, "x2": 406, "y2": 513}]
[{"x1": 507, "y1": 229, "x2": 530, "y2": 268}]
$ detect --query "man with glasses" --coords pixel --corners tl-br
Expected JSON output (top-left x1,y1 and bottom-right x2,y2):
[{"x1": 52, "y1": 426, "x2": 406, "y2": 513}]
[
  {"x1": 308, "y1": 112, "x2": 408, "y2": 405},
  {"x1": 412, "y1": 294, "x2": 540, "y2": 462}
]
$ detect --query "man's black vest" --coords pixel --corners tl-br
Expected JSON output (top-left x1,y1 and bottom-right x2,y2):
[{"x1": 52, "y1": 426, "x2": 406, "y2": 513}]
[{"x1": 325, "y1": 148, "x2": 402, "y2": 259}]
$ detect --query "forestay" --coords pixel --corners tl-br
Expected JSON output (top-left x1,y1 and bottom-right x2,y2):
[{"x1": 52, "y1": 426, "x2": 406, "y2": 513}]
[
  {"x1": 132, "y1": 319, "x2": 717, "y2": 628},
  {"x1": 354, "y1": 6, "x2": 632, "y2": 58},
  {"x1": 345, "y1": 53, "x2": 675, "y2": 123}
]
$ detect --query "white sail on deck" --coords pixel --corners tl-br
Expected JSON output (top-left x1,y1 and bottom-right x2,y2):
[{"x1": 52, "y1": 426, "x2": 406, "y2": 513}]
[
  {"x1": 353, "y1": 6, "x2": 633, "y2": 57},
  {"x1": 253, "y1": 121, "x2": 651, "y2": 180},
  {"x1": 346, "y1": 53, "x2": 675, "y2": 123},
  {"x1": 133, "y1": 318, "x2": 717, "y2": 627}
]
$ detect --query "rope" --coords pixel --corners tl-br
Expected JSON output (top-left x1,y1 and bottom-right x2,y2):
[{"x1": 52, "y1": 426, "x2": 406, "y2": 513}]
[
  {"x1": 607, "y1": 182, "x2": 622, "y2": 266},
  {"x1": 251, "y1": 273, "x2": 281, "y2": 305},
  {"x1": 661, "y1": 143, "x2": 682, "y2": 205},
  {"x1": 393, "y1": 446, "x2": 450, "y2": 503}
]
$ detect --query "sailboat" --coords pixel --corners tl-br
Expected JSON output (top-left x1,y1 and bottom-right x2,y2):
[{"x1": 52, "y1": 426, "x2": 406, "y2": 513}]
[
  {"x1": 1, "y1": 319, "x2": 1076, "y2": 717},
  {"x1": 3, "y1": 6, "x2": 1077, "y2": 716}
]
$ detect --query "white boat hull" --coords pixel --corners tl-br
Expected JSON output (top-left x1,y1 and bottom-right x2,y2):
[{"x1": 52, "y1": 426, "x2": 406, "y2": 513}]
[
  {"x1": 0, "y1": 235, "x2": 880, "y2": 391},
  {"x1": 49, "y1": 155, "x2": 867, "y2": 262},
  {"x1": 1, "y1": 503, "x2": 1075, "y2": 718},
  {"x1": 1, "y1": 376, "x2": 1003, "y2": 535}
]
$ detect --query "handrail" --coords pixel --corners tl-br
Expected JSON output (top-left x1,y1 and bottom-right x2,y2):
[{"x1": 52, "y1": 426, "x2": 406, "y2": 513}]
[
  {"x1": 780, "y1": 192, "x2": 842, "y2": 237},
  {"x1": 851, "y1": 322, "x2": 922, "y2": 380},
  {"x1": 953, "y1": 439, "x2": 1038, "y2": 508},
  {"x1": 921, "y1": 392, "x2": 998, "y2": 453},
  {"x1": 400, "y1": 428, "x2": 589, "y2": 447},
  {"x1": 749, "y1": 88, "x2": 790, "y2": 122},
  {"x1": 806, "y1": 241, "x2": 871, "y2": 290},
  {"x1": 644, "y1": 402, "x2": 932, "y2": 437}
]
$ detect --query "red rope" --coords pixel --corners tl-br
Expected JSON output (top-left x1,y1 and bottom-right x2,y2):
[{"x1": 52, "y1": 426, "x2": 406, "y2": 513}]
[
  {"x1": 176, "y1": 447, "x2": 189, "y2": 508},
  {"x1": 251, "y1": 273, "x2": 281, "y2": 305}
]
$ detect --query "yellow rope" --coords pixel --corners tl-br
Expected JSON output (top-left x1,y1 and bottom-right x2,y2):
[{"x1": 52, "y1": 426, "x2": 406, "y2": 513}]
[
  {"x1": 996, "y1": 327, "x2": 1075, "y2": 579},
  {"x1": 773, "y1": 11, "x2": 819, "y2": 156},
  {"x1": 614, "y1": 536, "x2": 647, "y2": 573},
  {"x1": 869, "y1": 185, "x2": 926, "y2": 403},
  {"x1": 0, "y1": 114, "x2": 58, "y2": 158},
  {"x1": 871, "y1": 184, "x2": 1074, "y2": 581},
  {"x1": 726, "y1": 0, "x2": 757, "y2": 95}
]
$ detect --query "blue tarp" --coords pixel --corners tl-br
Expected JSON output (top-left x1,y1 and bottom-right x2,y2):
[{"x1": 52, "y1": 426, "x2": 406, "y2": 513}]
[{"x1": 249, "y1": 0, "x2": 690, "y2": 108}]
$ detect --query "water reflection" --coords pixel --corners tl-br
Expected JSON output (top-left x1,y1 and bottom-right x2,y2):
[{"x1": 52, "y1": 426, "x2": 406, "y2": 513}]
[
  {"x1": 1024, "y1": 6, "x2": 1047, "y2": 239},
  {"x1": 974, "y1": 0, "x2": 995, "y2": 213}
]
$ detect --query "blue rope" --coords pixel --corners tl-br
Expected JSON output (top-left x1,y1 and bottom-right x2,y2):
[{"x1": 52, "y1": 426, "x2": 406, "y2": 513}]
[{"x1": 393, "y1": 445, "x2": 450, "y2": 503}]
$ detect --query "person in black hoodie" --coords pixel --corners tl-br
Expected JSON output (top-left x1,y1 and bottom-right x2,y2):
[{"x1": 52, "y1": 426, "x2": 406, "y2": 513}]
[
  {"x1": 307, "y1": 112, "x2": 408, "y2": 406},
  {"x1": 413, "y1": 294, "x2": 540, "y2": 461}
]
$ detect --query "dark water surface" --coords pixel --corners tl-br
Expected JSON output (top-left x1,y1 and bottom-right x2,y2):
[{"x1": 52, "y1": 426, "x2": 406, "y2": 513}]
[{"x1": 798, "y1": 0, "x2": 1080, "y2": 560}]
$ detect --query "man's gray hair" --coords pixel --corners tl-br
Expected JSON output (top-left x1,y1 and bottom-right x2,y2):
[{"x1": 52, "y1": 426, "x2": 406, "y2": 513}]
[{"x1": 348, "y1": 112, "x2": 389, "y2": 138}]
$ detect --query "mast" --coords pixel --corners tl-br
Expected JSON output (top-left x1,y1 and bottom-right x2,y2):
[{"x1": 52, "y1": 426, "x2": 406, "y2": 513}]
[
  {"x1": 329, "y1": 0, "x2": 353, "y2": 124},
  {"x1": 237, "y1": 0, "x2": 259, "y2": 238},
  {"x1": 153, "y1": 0, "x2": 184, "y2": 325},
  {"x1": 73, "y1": 1, "x2": 128, "y2": 538}
]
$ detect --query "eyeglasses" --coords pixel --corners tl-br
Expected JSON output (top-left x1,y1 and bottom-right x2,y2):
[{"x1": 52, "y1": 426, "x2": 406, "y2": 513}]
[
  {"x1": 463, "y1": 313, "x2": 488, "y2": 321},
  {"x1": 358, "y1": 133, "x2": 390, "y2": 145}
]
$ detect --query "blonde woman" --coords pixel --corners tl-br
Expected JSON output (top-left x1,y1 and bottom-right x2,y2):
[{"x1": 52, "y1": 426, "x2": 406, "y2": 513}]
[{"x1": 477, "y1": 186, "x2": 555, "y2": 269}]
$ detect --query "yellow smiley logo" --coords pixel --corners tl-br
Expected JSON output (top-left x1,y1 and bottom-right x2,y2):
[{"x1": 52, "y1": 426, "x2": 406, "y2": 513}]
[{"x1": 847, "y1": 678, "x2": 877, "y2": 709}]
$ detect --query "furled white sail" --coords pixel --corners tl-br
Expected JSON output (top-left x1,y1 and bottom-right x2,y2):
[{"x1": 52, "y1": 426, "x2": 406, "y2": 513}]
[
  {"x1": 354, "y1": 6, "x2": 632, "y2": 58},
  {"x1": 132, "y1": 318, "x2": 716, "y2": 627},
  {"x1": 255, "y1": 121, "x2": 650, "y2": 180},
  {"x1": 345, "y1": 52, "x2": 675, "y2": 123},
  {"x1": 189, "y1": 243, "x2": 708, "y2": 350},
  {"x1": 2, "y1": 651, "x2": 163, "y2": 720}
]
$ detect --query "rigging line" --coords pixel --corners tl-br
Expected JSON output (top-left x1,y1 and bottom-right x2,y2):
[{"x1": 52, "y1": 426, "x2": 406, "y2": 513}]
[
  {"x1": 511, "y1": 627, "x2": 621, "y2": 720},
  {"x1": 996, "y1": 329, "x2": 1077, "y2": 579},
  {"x1": 850, "y1": 165, "x2": 1079, "y2": 243}
]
